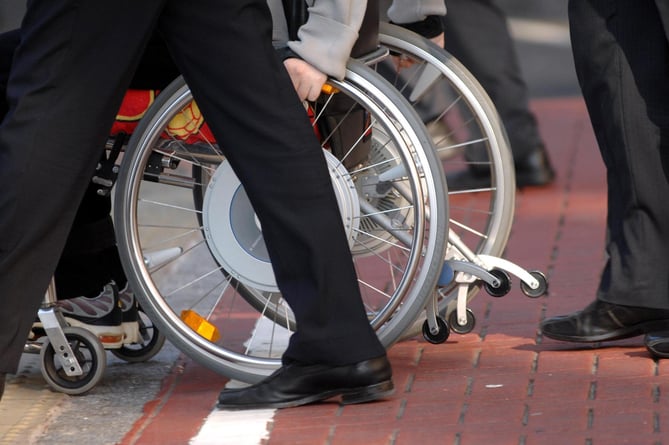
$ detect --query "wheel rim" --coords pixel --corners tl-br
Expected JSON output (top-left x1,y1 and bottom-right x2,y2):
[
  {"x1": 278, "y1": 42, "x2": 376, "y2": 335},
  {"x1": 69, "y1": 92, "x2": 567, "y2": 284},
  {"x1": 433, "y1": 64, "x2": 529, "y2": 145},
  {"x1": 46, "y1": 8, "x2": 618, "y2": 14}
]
[{"x1": 114, "y1": 67, "x2": 447, "y2": 380}]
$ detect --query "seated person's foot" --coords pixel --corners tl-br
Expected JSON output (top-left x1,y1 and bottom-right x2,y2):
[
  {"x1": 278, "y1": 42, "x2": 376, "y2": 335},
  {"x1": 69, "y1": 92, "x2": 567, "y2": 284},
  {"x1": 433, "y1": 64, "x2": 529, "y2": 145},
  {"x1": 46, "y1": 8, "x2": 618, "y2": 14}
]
[
  {"x1": 117, "y1": 284, "x2": 142, "y2": 344},
  {"x1": 118, "y1": 284, "x2": 138, "y2": 322},
  {"x1": 447, "y1": 146, "x2": 555, "y2": 191},
  {"x1": 217, "y1": 355, "x2": 394, "y2": 410},
  {"x1": 55, "y1": 282, "x2": 124, "y2": 348},
  {"x1": 540, "y1": 300, "x2": 669, "y2": 343},
  {"x1": 645, "y1": 330, "x2": 669, "y2": 359},
  {"x1": 0, "y1": 373, "x2": 6, "y2": 401}
]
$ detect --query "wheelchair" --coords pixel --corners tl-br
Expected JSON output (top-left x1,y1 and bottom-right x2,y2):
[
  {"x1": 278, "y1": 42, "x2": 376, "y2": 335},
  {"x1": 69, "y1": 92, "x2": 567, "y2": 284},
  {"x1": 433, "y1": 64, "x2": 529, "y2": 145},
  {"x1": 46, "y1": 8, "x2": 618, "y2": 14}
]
[
  {"x1": 113, "y1": 60, "x2": 449, "y2": 383},
  {"x1": 22, "y1": 0, "x2": 545, "y2": 389},
  {"x1": 108, "y1": 2, "x2": 546, "y2": 384}
]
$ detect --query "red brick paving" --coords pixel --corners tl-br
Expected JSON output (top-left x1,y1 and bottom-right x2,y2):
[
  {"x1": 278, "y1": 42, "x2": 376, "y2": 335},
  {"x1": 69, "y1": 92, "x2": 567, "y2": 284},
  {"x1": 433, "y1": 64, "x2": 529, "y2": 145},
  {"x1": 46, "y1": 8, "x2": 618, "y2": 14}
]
[
  {"x1": 121, "y1": 97, "x2": 669, "y2": 445},
  {"x1": 120, "y1": 356, "x2": 227, "y2": 445}
]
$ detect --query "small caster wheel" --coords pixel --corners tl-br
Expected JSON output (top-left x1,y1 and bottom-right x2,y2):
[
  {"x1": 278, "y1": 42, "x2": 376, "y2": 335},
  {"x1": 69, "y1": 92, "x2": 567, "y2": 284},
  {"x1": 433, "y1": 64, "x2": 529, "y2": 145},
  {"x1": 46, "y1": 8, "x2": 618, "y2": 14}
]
[
  {"x1": 422, "y1": 317, "x2": 450, "y2": 344},
  {"x1": 484, "y1": 269, "x2": 512, "y2": 297},
  {"x1": 111, "y1": 309, "x2": 166, "y2": 363},
  {"x1": 40, "y1": 326, "x2": 107, "y2": 395},
  {"x1": 448, "y1": 308, "x2": 476, "y2": 335},
  {"x1": 520, "y1": 270, "x2": 548, "y2": 298}
]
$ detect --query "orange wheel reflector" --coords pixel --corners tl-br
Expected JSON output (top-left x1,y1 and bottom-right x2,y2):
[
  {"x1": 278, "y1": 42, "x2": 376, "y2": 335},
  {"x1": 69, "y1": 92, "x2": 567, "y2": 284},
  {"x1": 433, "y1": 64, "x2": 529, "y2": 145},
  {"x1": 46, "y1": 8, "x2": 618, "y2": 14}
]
[
  {"x1": 180, "y1": 310, "x2": 221, "y2": 342},
  {"x1": 98, "y1": 334, "x2": 124, "y2": 345}
]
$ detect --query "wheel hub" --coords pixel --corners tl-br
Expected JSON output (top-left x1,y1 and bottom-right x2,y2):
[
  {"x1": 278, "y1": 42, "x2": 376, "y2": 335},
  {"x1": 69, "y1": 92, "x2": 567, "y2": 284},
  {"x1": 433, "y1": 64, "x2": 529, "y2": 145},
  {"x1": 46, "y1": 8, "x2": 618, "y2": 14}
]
[{"x1": 202, "y1": 150, "x2": 359, "y2": 292}]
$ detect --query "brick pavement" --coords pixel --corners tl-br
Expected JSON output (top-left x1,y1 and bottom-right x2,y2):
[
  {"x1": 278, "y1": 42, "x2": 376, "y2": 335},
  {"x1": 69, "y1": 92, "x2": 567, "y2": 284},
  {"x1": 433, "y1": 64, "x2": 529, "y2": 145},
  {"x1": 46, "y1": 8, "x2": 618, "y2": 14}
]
[
  {"x1": 261, "y1": 97, "x2": 669, "y2": 445},
  {"x1": 3, "y1": 97, "x2": 668, "y2": 445}
]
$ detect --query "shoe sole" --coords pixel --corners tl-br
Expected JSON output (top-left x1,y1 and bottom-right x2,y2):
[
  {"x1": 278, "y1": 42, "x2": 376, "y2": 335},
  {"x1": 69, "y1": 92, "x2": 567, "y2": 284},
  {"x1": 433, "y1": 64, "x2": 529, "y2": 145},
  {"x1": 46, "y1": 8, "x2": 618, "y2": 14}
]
[
  {"x1": 341, "y1": 380, "x2": 395, "y2": 405},
  {"x1": 541, "y1": 319, "x2": 669, "y2": 343},
  {"x1": 216, "y1": 380, "x2": 394, "y2": 410}
]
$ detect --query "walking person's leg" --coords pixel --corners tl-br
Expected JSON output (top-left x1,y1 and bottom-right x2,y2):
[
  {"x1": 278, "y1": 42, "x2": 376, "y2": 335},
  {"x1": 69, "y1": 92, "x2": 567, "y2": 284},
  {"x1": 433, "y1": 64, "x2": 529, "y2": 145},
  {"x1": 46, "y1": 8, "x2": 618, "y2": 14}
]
[
  {"x1": 441, "y1": 0, "x2": 555, "y2": 189},
  {"x1": 160, "y1": 0, "x2": 386, "y2": 367},
  {"x1": 1, "y1": 0, "x2": 392, "y2": 407},
  {"x1": 0, "y1": 0, "x2": 165, "y2": 390},
  {"x1": 158, "y1": 0, "x2": 391, "y2": 408},
  {"x1": 540, "y1": 0, "x2": 669, "y2": 344}
]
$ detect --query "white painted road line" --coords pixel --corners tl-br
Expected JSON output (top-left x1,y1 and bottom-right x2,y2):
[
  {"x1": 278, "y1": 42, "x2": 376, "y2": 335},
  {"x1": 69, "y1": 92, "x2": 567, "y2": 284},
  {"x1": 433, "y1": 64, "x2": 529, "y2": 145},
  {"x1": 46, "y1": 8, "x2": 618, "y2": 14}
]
[
  {"x1": 189, "y1": 408, "x2": 275, "y2": 445},
  {"x1": 190, "y1": 315, "x2": 291, "y2": 445}
]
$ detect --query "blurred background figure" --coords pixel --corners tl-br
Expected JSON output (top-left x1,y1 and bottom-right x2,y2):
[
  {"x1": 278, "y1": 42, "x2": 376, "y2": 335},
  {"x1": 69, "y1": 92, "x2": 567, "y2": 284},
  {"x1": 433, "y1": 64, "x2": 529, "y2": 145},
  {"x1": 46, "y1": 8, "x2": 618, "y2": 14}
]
[
  {"x1": 381, "y1": 0, "x2": 556, "y2": 189},
  {"x1": 441, "y1": 0, "x2": 555, "y2": 189}
]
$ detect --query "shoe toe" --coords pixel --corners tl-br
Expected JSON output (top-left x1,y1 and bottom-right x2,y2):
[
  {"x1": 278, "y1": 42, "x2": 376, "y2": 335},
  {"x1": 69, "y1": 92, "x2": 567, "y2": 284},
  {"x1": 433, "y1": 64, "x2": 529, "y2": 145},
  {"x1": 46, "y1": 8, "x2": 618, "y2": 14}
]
[
  {"x1": 539, "y1": 315, "x2": 582, "y2": 340},
  {"x1": 539, "y1": 301, "x2": 628, "y2": 342},
  {"x1": 645, "y1": 331, "x2": 669, "y2": 358}
]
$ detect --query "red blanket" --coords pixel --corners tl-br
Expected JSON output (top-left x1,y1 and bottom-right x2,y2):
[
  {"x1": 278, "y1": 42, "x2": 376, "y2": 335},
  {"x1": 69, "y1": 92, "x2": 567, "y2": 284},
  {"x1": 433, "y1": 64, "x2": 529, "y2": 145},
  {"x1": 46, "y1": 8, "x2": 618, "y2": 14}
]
[{"x1": 112, "y1": 89, "x2": 214, "y2": 144}]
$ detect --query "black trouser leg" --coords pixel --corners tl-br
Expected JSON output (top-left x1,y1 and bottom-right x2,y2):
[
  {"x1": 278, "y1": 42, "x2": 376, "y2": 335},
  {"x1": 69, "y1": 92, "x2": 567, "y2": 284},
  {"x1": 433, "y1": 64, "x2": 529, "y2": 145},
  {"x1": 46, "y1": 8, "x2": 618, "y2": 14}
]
[
  {"x1": 0, "y1": 0, "x2": 384, "y2": 374},
  {"x1": 0, "y1": 28, "x2": 158, "y2": 301},
  {"x1": 569, "y1": 0, "x2": 669, "y2": 308},
  {"x1": 0, "y1": 0, "x2": 164, "y2": 373},
  {"x1": 158, "y1": 0, "x2": 384, "y2": 365},
  {"x1": 441, "y1": 0, "x2": 543, "y2": 159}
]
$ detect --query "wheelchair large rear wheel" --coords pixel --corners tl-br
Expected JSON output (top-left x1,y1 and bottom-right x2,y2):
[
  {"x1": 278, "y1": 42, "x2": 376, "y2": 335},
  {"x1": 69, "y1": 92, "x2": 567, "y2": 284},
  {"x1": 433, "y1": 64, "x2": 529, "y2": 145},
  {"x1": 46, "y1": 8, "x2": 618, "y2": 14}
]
[{"x1": 113, "y1": 61, "x2": 448, "y2": 383}]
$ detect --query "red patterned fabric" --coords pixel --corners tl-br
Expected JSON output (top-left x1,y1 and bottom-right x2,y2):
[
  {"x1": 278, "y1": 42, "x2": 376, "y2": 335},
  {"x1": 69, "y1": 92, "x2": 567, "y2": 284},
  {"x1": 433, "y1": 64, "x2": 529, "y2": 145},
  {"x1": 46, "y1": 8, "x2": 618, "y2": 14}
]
[
  {"x1": 112, "y1": 89, "x2": 157, "y2": 135},
  {"x1": 112, "y1": 89, "x2": 215, "y2": 144}
]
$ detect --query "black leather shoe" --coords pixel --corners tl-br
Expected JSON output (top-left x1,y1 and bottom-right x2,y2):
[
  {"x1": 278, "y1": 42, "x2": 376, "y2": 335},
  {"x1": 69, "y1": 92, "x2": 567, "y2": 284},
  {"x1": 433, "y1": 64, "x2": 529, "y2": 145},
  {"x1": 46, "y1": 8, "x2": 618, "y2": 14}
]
[
  {"x1": 217, "y1": 356, "x2": 393, "y2": 410},
  {"x1": 446, "y1": 146, "x2": 555, "y2": 191},
  {"x1": 514, "y1": 148, "x2": 556, "y2": 188},
  {"x1": 644, "y1": 331, "x2": 669, "y2": 358},
  {"x1": 540, "y1": 300, "x2": 669, "y2": 342}
]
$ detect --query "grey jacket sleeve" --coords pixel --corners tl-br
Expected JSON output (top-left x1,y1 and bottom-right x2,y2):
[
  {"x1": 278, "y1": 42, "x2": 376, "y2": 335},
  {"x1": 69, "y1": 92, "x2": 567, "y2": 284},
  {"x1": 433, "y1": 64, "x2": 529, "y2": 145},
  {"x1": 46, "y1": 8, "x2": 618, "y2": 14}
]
[
  {"x1": 268, "y1": 0, "x2": 290, "y2": 44},
  {"x1": 268, "y1": 0, "x2": 367, "y2": 80},
  {"x1": 386, "y1": 0, "x2": 446, "y2": 24}
]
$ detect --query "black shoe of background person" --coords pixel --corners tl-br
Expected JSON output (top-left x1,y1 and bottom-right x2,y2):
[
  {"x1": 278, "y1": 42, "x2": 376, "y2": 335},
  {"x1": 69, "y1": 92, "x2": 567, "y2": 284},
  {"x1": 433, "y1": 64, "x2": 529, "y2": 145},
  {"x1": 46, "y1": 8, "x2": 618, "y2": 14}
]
[
  {"x1": 446, "y1": 146, "x2": 555, "y2": 191},
  {"x1": 645, "y1": 331, "x2": 669, "y2": 359},
  {"x1": 0, "y1": 373, "x2": 6, "y2": 401},
  {"x1": 217, "y1": 356, "x2": 394, "y2": 410},
  {"x1": 540, "y1": 300, "x2": 669, "y2": 343}
]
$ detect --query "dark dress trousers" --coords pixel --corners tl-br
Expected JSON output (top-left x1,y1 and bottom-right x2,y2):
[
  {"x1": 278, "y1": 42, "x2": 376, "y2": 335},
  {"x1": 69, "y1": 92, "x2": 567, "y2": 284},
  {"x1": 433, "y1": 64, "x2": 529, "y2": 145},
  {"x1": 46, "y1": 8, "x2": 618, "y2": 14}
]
[
  {"x1": 0, "y1": 0, "x2": 385, "y2": 374},
  {"x1": 569, "y1": 0, "x2": 669, "y2": 309},
  {"x1": 441, "y1": 0, "x2": 544, "y2": 160}
]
